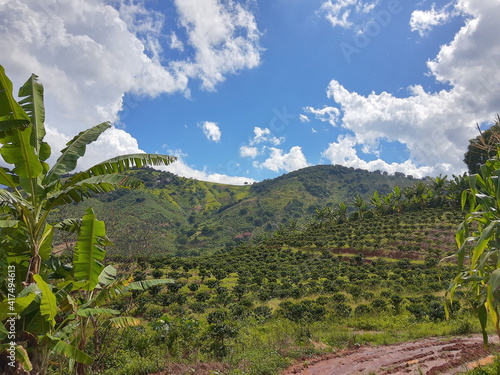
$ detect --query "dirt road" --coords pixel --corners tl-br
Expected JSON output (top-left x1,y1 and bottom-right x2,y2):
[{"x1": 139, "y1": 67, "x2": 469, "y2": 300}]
[{"x1": 282, "y1": 335, "x2": 499, "y2": 375}]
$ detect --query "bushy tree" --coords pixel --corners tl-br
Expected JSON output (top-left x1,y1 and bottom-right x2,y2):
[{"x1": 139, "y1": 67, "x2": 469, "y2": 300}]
[{"x1": 464, "y1": 115, "x2": 500, "y2": 174}]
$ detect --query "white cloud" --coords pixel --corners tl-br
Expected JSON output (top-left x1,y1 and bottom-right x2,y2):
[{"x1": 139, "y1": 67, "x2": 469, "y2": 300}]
[
  {"x1": 173, "y1": 0, "x2": 262, "y2": 91},
  {"x1": 303, "y1": 106, "x2": 340, "y2": 126},
  {"x1": 169, "y1": 32, "x2": 184, "y2": 51},
  {"x1": 258, "y1": 146, "x2": 309, "y2": 173},
  {"x1": 319, "y1": 0, "x2": 380, "y2": 30},
  {"x1": 80, "y1": 127, "x2": 145, "y2": 170},
  {"x1": 410, "y1": 4, "x2": 453, "y2": 37},
  {"x1": 299, "y1": 114, "x2": 310, "y2": 123},
  {"x1": 0, "y1": 0, "x2": 262, "y2": 182},
  {"x1": 200, "y1": 121, "x2": 222, "y2": 143},
  {"x1": 159, "y1": 149, "x2": 256, "y2": 185},
  {"x1": 249, "y1": 127, "x2": 284, "y2": 146},
  {"x1": 240, "y1": 146, "x2": 259, "y2": 158},
  {"x1": 313, "y1": 0, "x2": 500, "y2": 177},
  {"x1": 322, "y1": 135, "x2": 445, "y2": 178}
]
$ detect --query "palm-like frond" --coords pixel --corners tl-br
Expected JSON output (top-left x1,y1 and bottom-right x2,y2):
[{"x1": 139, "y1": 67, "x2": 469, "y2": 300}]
[
  {"x1": 45, "y1": 122, "x2": 111, "y2": 184},
  {"x1": 0, "y1": 189, "x2": 30, "y2": 209},
  {"x1": 18, "y1": 73, "x2": 51, "y2": 161},
  {"x1": 126, "y1": 278, "x2": 174, "y2": 291},
  {"x1": 0, "y1": 65, "x2": 31, "y2": 138},
  {"x1": 34, "y1": 274, "x2": 57, "y2": 327},
  {"x1": 0, "y1": 166, "x2": 19, "y2": 188},
  {"x1": 68, "y1": 153, "x2": 176, "y2": 184},
  {"x1": 47, "y1": 334, "x2": 93, "y2": 365},
  {"x1": 76, "y1": 308, "x2": 120, "y2": 317},
  {"x1": 0, "y1": 124, "x2": 43, "y2": 183},
  {"x1": 73, "y1": 208, "x2": 107, "y2": 291},
  {"x1": 53, "y1": 218, "x2": 82, "y2": 233},
  {"x1": 107, "y1": 316, "x2": 141, "y2": 328},
  {"x1": 46, "y1": 174, "x2": 143, "y2": 208}
]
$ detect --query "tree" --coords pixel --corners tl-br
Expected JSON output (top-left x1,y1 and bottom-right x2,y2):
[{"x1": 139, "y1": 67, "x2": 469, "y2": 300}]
[
  {"x1": 464, "y1": 115, "x2": 500, "y2": 174},
  {"x1": 448, "y1": 148, "x2": 500, "y2": 344},
  {"x1": 430, "y1": 175, "x2": 448, "y2": 207},
  {"x1": 0, "y1": 66, "x2": 175, "y2": 374}
]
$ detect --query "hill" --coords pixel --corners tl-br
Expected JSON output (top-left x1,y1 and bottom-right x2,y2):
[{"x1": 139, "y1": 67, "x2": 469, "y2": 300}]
[{"x1": 52, "y1": 164, "x2": 429, "y2": 256}]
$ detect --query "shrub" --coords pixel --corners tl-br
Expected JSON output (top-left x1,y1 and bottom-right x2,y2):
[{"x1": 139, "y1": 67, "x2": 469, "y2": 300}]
[{"x1": 354, "y1": 304, "x2": 372, "y2": 316}]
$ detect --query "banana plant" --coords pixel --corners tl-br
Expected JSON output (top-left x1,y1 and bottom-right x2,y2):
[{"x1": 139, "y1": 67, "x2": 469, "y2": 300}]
[{"x1": 0, "y1": 66, "x2": 176, "y2": 374}]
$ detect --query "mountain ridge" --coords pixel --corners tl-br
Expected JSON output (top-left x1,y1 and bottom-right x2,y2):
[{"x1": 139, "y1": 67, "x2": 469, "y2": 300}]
[{"x1": 52, "y1": 164, "x2": 426, "y2": 256}]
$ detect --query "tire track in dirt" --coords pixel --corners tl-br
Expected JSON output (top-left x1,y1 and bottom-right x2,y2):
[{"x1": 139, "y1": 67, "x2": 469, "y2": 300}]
[{"x1": 282, "y1": 335, "x2": 498, "y2": 375}]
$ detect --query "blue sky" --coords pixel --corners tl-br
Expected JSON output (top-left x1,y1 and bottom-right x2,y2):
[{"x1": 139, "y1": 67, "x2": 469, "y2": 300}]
[{"x1": 1, "y1": 0, "x2": 499, "y2": 184}]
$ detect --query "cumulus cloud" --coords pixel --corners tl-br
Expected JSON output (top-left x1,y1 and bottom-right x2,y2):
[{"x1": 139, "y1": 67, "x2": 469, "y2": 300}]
[
  {"x1": 240, "y1": 146, "x2": 259, "y2": 158},
  {"x1": 303, "y1": 106, "x2": 340, "y2": 127},
  {"x1": 322, "y1": 135, "x2": 441, "y2": 178},
  {"x1": 313, "y1": 0, "x2": 500, "y2": 177},
  {"x1": 239, "y1": 126, "x2": 305, "y2": 173},
  {"x1": 257, "y1": 146, "x2": 309, "y2": 173},
  {"x1": 159, "y1": 149, "x2": 256, "y2": 185},
  {"x1": 173, "y1": 0, "x2": 262, "y2": 91},
  {"x1": 0, "y1": 0, "x2": 262, "y2": 183},
  {"x1": 410, "y1": 4, "x2": 454, "y2": 37},
  {"x1": 200, "y1": 121, "x2": 222, "y2": 143},
  {"x1": 249, "y1": 127, "x2": 284, "y2": 146},
  {"x1": 319, "y1": 0, "x2": 380, "y2": 30}
]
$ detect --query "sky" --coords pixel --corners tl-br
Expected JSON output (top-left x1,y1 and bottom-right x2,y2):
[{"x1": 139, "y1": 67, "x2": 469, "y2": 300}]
[{"x1": 1, "y1": 0, "x2": 499, "y2": 185}]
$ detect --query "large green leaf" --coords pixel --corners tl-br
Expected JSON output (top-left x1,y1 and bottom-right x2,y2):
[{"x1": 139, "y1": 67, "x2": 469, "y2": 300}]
[
  {"x1": 126, "y1": 278, "x2": 174, "y2": 291},
  {"x1": 46, "y1": 174, "x2": 144, "y2": 208},
  {"x1": 76, "y1": 308, "x2": 120, "y2": 317},
  {"x1": 471, "y1": 221, "x2": 496, "y2": 266},
  {"x1": 74, "y1": 208, "x2": 107, "y2": 291},
  {"x1": 0, "y1": 293, "x2": 36, "y2": 320},
  {"x1": 45, "y1": 122, "x2": 111, "y2": 184},
  {"x1": 0, "y1": 219, "x2": 19, "y2": 228},
  {"x1": 33, "y1": 274, "x2": 57, "y2": 327},
  {"x1": 38, "y1": 224, "x2": 54, "y2": 261},
  {"x1": 0, "y1": 65, "x2": 31, "y2": 137},
  {"x1": 108, "y1": 316, "x2": 141, "y2": 328},
  {"x1": 0, "y1": 166, "x2": 19, "y2": 188},
  {"x1": 0, "y1": 189, "x2": 30, "y2": 208},
  {"x1": 47, "y1": 334, "x2": 93, "y2": 364},
  {"x1": 0, "y1": 125, "x2": 43, "y2": 182},
  {"x1": 97, "y1": 265, "x2": 117, "y2": 287},
  {"x1": 18, "y1": 73, "x2": 50, "y2": 161},
  {"x1": 53, "y1": 218, "x2": 82, "y2": 233},
  {"x1": 69, "y1": 153, "x2": 176, "y2": 184}
]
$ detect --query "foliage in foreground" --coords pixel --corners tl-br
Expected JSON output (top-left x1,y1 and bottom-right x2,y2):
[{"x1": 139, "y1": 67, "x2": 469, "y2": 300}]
[
  {"x1": 448, "y1": 149, "x2": 500, "y2": 344},
  {"x1": 0, "y1": 66, "x2": 175, "y2": 374}
]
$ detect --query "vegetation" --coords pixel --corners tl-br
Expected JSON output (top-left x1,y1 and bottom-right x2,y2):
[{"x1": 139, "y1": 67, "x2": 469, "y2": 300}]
[
  {"x1": 448, "y1": 148, "x2": 500, "y2": 344},
  {"x1": 3, "y1": 65, "x2": 500, "y2": 375},
  {"x1": 51, "y1": 165, "x2": 438, "y2": 257},
  {"x1": 36, "y1": 239, "x2": 476, "y2": 375},
  {"x1": 0, "y1": 66, "x2": 175, "y2": 374},
  {"x1": 464, "y1": 115, "x2": 500, "y2": 174}
]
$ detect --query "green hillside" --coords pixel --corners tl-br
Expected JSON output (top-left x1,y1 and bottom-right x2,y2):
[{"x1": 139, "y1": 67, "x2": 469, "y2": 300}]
[{"x1": 52, "y1": 165, "x2": 422, "y2": 256}]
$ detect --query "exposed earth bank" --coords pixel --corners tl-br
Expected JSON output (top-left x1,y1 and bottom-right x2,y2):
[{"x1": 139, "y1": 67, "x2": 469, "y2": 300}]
[{"x1": 281, "y1": 335, "x2": 499, "y2": 375}]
